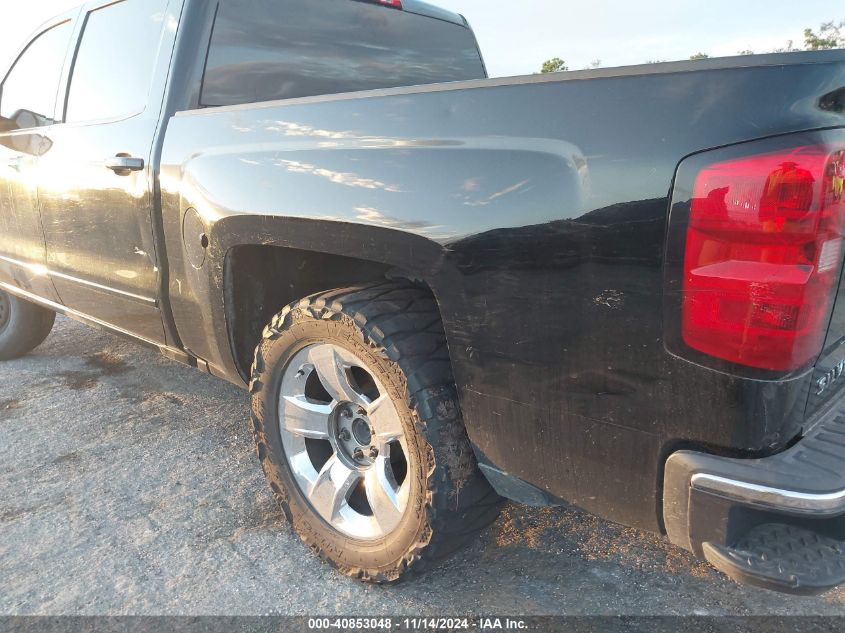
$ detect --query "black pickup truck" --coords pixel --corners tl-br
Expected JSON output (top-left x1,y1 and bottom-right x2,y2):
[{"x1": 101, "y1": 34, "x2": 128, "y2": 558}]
[{"x1": 2, "y1": 0, "x2": 845, "y2": 593}]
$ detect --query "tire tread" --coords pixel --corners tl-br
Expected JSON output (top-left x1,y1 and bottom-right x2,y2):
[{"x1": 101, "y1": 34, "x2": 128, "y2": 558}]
[{"x1": 249, "y1": 281, "x2": 503, "y2": 582}]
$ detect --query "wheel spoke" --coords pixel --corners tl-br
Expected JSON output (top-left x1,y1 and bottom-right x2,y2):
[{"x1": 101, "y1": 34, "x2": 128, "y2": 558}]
[
  {"x1": 308, "y1": 455, "x2": 359, "y2": 522},
  {"x1": 279, "y1": 342, "x2": 409, "y2": 540},
  {"x1": 364, "y1": 458, "x2": 403, "y2": 533},
  {"x1": 308, "y1": 345, "x2": 368, "y2": 407},
  {"x1": 279, "y1": 395, "x2": 332, "y2": 439},
  {"x1": 368, "y1": 395, "x2": 404, "y2": 449}
]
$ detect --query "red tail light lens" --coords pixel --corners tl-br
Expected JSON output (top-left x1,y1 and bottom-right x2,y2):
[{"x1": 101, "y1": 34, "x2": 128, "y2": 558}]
[
  {"x1": 353, "y1": 0, "x2": 403, "y2": 8},
  {"x1": 683, "y1": 145, "x2": 845, "y2": 371}
]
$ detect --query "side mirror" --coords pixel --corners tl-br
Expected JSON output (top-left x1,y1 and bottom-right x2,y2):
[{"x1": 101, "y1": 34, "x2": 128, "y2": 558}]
[
  {"x1": 13, "y1": 109, "x2": 40, "y2": 130},
  {"x1": 0, "y1": 110, "x2": 53, "y2": 156},
  {"x1": 0, "y1": 109, "x2": 47, "y2": 133},
  {"x1": 0, "y1": 109, "x2": 54, "y2": 156}
]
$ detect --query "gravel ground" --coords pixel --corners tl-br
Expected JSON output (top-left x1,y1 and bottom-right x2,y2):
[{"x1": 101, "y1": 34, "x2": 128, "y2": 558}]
[{"x1": 2, "y1": 316, "x2": 845, "y2": 616}]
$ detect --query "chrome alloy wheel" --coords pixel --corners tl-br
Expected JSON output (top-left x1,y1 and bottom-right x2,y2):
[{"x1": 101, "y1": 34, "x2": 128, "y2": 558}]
[{"x1": 278, "y1": 343, "x2": 410, "y2": 540}]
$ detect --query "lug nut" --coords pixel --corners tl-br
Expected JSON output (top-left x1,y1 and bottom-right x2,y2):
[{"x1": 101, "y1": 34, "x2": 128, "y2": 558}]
[
  {"x1": 353, "y1": 448, "x2": 364, "y2": 460},
  {"x1": 369, "y1": 447, "x2": 379, "y2": 459},
  {"x1": 338, "y1": 429, "x2": 351, "y2": 441},
  {"x1": 341, "y1": 409, "x2": 352, "y2": 418}
]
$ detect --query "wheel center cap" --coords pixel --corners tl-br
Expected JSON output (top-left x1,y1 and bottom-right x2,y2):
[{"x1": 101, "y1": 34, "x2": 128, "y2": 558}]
[
  {"x1": 351, "y1": 417, "x2": 372, "y2": 446},
  {"x1": 334, "y1": 404, "x2": 375, "y2": 467}
]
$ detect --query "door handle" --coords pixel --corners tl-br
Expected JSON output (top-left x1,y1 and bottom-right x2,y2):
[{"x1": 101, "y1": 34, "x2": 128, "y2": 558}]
[{"x1": 105, "y1": 154, "x2": 144, "y2": 175}]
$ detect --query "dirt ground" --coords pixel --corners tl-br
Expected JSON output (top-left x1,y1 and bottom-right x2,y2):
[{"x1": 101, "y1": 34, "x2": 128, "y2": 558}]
[{"x1": 2, "y1": 316, "x2": 845, "y2": 616}]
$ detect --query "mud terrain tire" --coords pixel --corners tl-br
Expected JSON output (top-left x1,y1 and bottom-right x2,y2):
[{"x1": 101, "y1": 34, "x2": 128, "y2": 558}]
[{"x1": 249, "y1": 281, "x2": 502, "y2": 582}]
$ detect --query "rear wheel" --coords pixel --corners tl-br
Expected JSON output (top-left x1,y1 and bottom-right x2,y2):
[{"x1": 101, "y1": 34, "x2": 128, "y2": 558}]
[
  {"x1": 249, "y1": 281, "x2": 502, "y2": 582},
  {"x1": 0, "y1": 290, "x2": 55, "y2": 361}
]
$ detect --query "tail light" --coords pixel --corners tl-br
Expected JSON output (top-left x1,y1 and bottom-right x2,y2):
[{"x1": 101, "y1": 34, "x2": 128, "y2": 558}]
[
  {"x1": 357, "y1": 0, "x2": 403, "y2": 8},
  {"x1": 681, "y1": 144, "x2": 845, "y2": 371}
]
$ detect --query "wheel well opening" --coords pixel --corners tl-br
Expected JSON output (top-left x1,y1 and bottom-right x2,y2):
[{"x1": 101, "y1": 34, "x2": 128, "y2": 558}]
[{"x1": 225, "y1": 245, "x2": 406, "y2": 380}]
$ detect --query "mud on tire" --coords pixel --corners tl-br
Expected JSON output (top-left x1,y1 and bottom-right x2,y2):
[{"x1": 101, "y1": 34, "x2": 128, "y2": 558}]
[
  {"x1": 0, "y1": 290, "x2": 56, "y2": 361},
  {"x1": 249, "y1": 281, "x2": 503, "y2": 582}
]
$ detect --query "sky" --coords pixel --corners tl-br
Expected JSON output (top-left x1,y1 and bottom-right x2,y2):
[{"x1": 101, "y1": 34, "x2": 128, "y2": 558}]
[{"x1": 0, "y1": 0, "x2": 840, "y2": 78}]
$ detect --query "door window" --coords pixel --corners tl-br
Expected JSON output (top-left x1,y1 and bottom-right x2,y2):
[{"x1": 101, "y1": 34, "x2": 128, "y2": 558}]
[
  {"x1": 65, "y1": 0, "x2": 169, "y2": 123},
  {"x1": 0, "y1": 21, "x2": 73, "y2": 129}
]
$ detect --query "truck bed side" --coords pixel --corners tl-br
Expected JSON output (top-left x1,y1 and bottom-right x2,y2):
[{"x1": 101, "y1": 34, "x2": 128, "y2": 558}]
[{"x1": 158, "y1": 51, "x2": 845, "y2": 531}]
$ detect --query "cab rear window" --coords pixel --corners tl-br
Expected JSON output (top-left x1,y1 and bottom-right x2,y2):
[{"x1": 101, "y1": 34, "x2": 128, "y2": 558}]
[{"x1": 200, "y1": 0, "x2": 485, "y2": 107}]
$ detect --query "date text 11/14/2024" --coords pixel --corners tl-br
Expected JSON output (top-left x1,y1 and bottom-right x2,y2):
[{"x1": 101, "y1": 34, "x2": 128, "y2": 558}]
[{"x1": 307, "y1": 617, "x2": 529, "y2": 630}]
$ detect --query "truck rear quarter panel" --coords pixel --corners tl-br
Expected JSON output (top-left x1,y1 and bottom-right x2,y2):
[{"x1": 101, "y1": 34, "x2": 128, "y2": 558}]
[{"x1": 160, "y1": 54, "x2": 845, "y2": 530}]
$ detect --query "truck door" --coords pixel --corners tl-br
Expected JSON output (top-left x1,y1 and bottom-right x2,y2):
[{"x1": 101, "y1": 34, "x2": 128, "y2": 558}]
[
  {"x1": 0, "y1": 17, "x2": 74, "y2": 303},
  {"x1": 37, "y1": 0, "x2": 172, "y2": 343}
]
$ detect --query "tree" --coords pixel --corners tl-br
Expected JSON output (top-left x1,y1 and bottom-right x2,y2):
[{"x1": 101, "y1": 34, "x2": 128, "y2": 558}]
[
  {"x1": 540, "y1": 57, "x2": 568, "y2": 73},
  {"x1": 771, "y1": 39, "x2": 799, "y2": 53},
  {"x1": 537, "y1": 17, "x2": 843, "y2": 72},
  {"x1": 804, "y1": 21, "x2": 844, "y2": 50}
]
